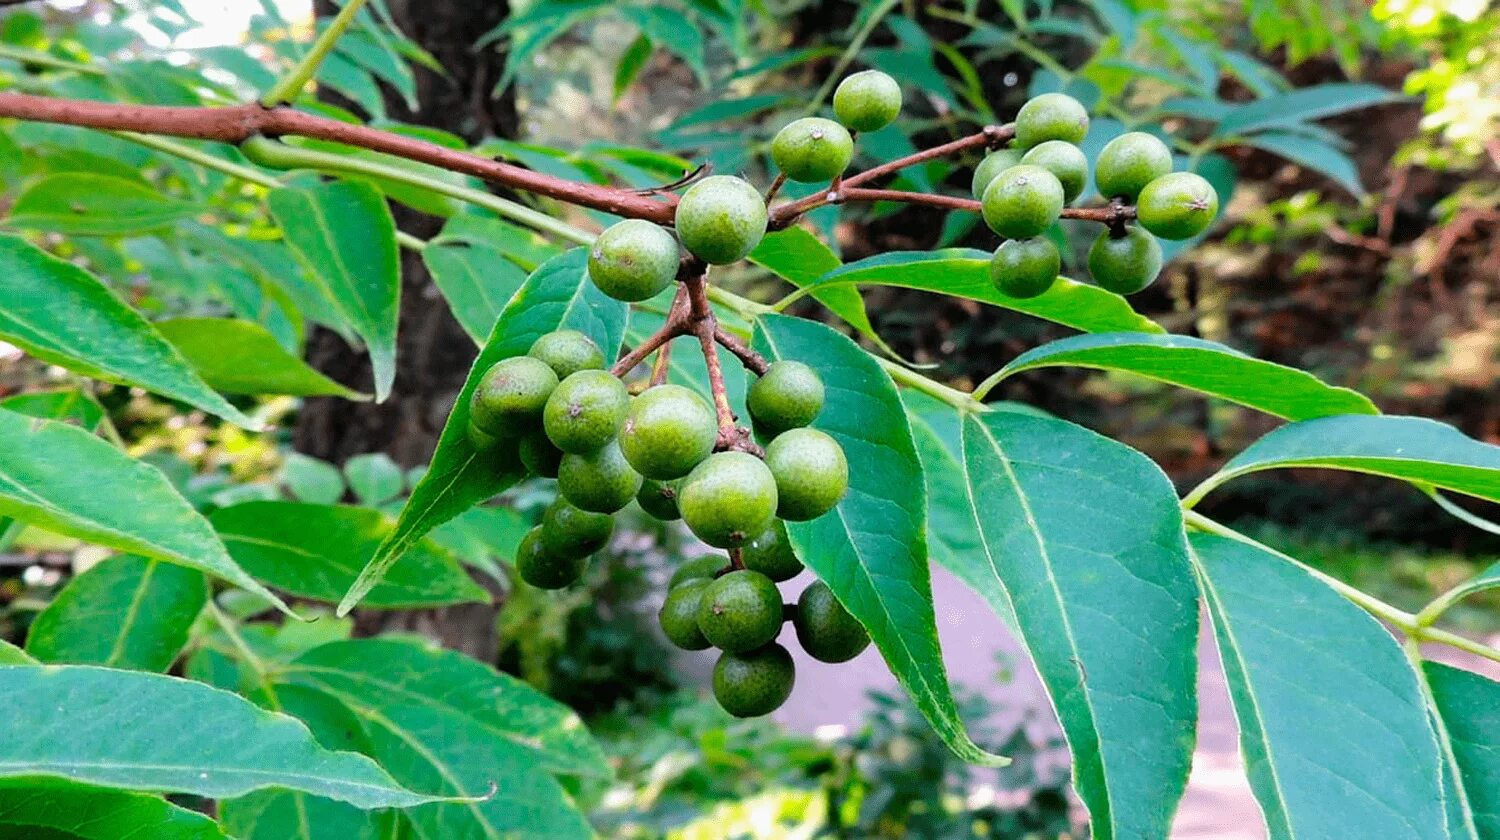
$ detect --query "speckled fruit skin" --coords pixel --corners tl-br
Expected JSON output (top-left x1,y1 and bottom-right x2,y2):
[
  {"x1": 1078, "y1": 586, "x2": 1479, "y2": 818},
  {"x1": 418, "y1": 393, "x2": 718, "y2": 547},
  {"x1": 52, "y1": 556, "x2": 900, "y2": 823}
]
[
  {"x1": 619, "y1": 384, "x2": 717, "y2": 479},
  {"x1": 1014, "y1": 92, "x2": 1089, "y2": 148},
  {"x1": 990, "y1": 236, "x2": 1060, "y2": 299},
  {"x1": 713, "y1": 643, "x2": 795, "y2": 718},
  {"x1": 516, "y1": 526, "x2": 585, "y2": 590},
  {"x1": 528, "y1": 330, "x2": 605, "y2": 379},
  {"x1": 742, "y1": 520, "x2": 803, "y2": 582},
  {"x1": 543, "y1": 370, "x2": 629, "y2": 454},
  {"x1": 678, "y1": 451, "x2": 779, "y2": 548},
  {"x1": 588, "y1": 219, "x2": 680, "y2": 302},
  {"x1": 1136, "y1": 172, "x2": 1218, "y2": 240},
  {"x1": 469, "y1": 356, "x2": 558, "y2": 436},
  {"x1": 1020, "y1": 140, "x2": 1088, "y2": 203},
  {"x1": 1088, "y1": 225, "x2": 1163, "y2": 295},
  {"x1": 771, "y1": 117, "x2": 854, "y2": 183},
  {"x1": 981, "y1": 164, "x2": 1065, "y2": 239},
  {"x1": 697, "y1": 569, "x2": 784, "y2": 653},
  {"x1": 832, "y1": 69, "x2": 902, "y2": 132},
  {"x1": 795, "y1": 580, "x2": 870, "y2": 663},
  {"x1": 747, "y1": 361, "x2": 824, "y2": 436},
  {"x1": 539, "y1": 498, "x2": 614, "y2": 559},
  {"x1": 637, "y1": 478, "x2": 681, "y2": 521},
  {"x1": 519, "y1": 432, "x2": 563, "y2": 478},
  {"x1": 658, "y1": 578, "x2": 712, "y2": 650},
  {"x1": 971, "y1": 148, "x2": 1023, "y2": 200},
  {"x1": 669, "y1": 555, "x2": 727, "y2": 589},
  {"x1": 764, "y1": 428, "x2": 849, "y2": 522},
  {"x1": 1094, "y1": 131, "x2": 1172, "y2": 202},
  {"x1": 674, "y1": 176, "x2": 768, "y2": 265},
  {"x1": 557, "y1": 438, "x2": 643, "y2": 514}
]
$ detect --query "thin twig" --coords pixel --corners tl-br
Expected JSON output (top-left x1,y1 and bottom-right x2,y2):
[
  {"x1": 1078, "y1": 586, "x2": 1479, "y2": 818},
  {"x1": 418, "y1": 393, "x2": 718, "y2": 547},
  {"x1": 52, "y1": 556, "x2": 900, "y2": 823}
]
[
  {"x1": 611, "y1": 285, "x2": 690, "y2": 376},
  {"x1": 649, "y1": 339, "x2": 674, "y2": 386},
  {"x1": 684, "y1": 275, "x2": 760, "y2": 455},
  {"x1": 714, "y1": 326, "x2": 770, "y2": 376},
  {"x1": 764, "y1": 172, "x2": 787, "y2": 203}
]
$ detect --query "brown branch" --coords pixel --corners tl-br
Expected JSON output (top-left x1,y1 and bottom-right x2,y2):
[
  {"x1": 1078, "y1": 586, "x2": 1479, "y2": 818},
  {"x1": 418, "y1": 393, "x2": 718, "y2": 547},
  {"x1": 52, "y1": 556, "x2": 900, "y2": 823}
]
[
  {"x1": 649, "y1": 339, "x2": 673, "y2": 386},
  {"x1": 714, "y1": 327, "x2": 770, "y2": 376},
  {"x1": 683, "y1": 275, "x2": 760, "y2": 455},
  {"x1": 611, "y1": 285, "x2": 690, "y2": 377}
]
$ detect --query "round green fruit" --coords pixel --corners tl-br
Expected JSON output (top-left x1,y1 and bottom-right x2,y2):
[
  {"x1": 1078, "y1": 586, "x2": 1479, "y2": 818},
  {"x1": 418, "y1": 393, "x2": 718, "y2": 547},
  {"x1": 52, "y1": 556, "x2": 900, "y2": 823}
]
[
  {"x1": 587, "y1": 219, "x2": 680, "y2": 302},
  {"x1": 1087, "y1": 225, "x2": 1162, "y2": 295},
  {"x1": 1136, "y1": 172, "x2": 1218, "y2": 240},
  {"x1": 771, "y1": 117, "x2": 853, "y2": 183},
  {"x1": 1020, "y1": 140, "x2": 1087, "y2": 203},
  {"x1": 713, "y1": 643, "x2": 795, "y2": 718},
  {"x1": 470, "y1": 356, "x2": 558, "y2": 436},
  {"x1": 990, "y1": 236, "x2": 1060, "y2": 299},
  {"x1": 981, "y1": 164, "x2": 1065, "y2": 239},
  {"x1": 747, "y1": 361, "x2": 824, "y2": 436},
  {"x1": 1094, "y1": 131, "x2": 1172, "y2": 202},
  {"x1": 543, "y1": 370, "x2": 629, "y2": 454},
  {"x1": 669, "y1": 555, "x2": 726, "y2": 589},
  {"x1": 696, "y1": 569, "x2": 784, "y2": 653},
  {"x1": 528, "y1": 330, "x2": 605, "y2": 379},
  {"x1": 467, "y1": 420, "x2": 499, "y2": 452},
  {"x1": 516, "y1": 526, "x2": 585, "y2": 590},
  {"x1": 764, "y1": 428, "x2": 848, "y2": 522},
  {"x1": 1014, "y1": 92, "x2": 1089, "y2": 148},
  {"x1": 658, "y1": 578, "x2": 711, "y2": 651},
  {"x1": 637, "y1": 478, "x2": 681, "y2": 521},
  {"x1": 675, "y1": 176, "x2": 768, "y2": 265},
  {"x1": 679, "y1": 451, "x2": 779, "y2": 548},
  {"x1": 971, "y1": 147, "x2": 1023, "y2": 200},
  {"x1": 539, "y1": 497, "x2": 614, "y2": 559},
  {"x1": 794, "y1": 580, "x2": 870, "y2": 663},
  {"x1": 557, "y1": 439, "x2": 643, "y2": 514},
  {"x1": 519, "y1": 432, "x2": 563, "y2": 478},
  {"x1": 619, "y1": 384, "x2": 717, "y2": 479},
  {"x1": 742, "y1": 520, "x2": 803, "y2": 582},
  {"x1": 832, "y1": 69, "x2": 901, "y2": 132}
]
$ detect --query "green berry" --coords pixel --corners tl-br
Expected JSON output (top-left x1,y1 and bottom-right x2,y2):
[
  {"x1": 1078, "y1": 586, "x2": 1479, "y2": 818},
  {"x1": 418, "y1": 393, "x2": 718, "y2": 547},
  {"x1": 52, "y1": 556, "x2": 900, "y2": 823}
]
[
  {"x1": 637, "y1": 478, "x2": 681, "y2": 521},
  {"x1": 669, "y1": 555, "x2": 727, "y2": 589},
  {"x1": 990, "y1": 237, "x2": 1059, "y2": 299},
  {"x1": 771, "y1": 117, "x2": 853, "y2": 183},
  {"x1": 832, "y1": 69, "x2": 902, "y2": 132},
  {"x1": 1020, "y1": 140, "x2": 1087, "y2": 203},
  {"x1": 528, "y1": 330, "x2": 605, "y2": 379},
  {"x1": 557, "y1": 439, "x2": 643, "y2": 514},
  {"x1": 1088, "y1": 225, "x2": 1162, "y2": 295},
  {"x1": 764, "y1": 428, "x2": 848, "y2": 522},
  {"x1": 516, "y1": 526, "x2": 585, "y2": 590},
  {"x1": 543, "y1": 370, "x2": 629, "y2": 454},
  {"x1": 696, "y1": 569, "x2": 784, "y2": 653},
  {"x1": 981, "y1": 165, "x2": 1064, "y2": 239},
  {"x1": 470, "y1": 356, "x2": 558, "y2": 437},
  {"x1": 794, "y1": 580, "x2": 870, "y2": 663},
  {"x1": 679, "y1": 451, "x2": 779, "y2": 548},
  {"x1": 659, "y1": 578, "x2": 712, "y2": 650},
  {"x1": 588, "y1": 219, "x2": 680, "y2": 302},
  {"x1": 713, "y1": 643, "x2": 795, "y2": 718},
  {"x1": 539, "y1": 497, "x2": 614, "y2": 559},
  {"x1": 1094, "y1": 131, "x2": 1172, "y2": 202},
  {"x1": 1136, "y1": 172, "x2": 1219, "y2": 240},
  {"x1": 971, "y1": 148, "x2": 1023, "y2": 200},
  {"x1": 742, "y1": 520, "x2": 803, "y2": 582},
  {"x1": 468, "y1": 420, "x2": 499, "y2": 452},
  {"x1": 619, "y1": 384, "x2": 717, "y2": 480},
  {"x1": 675, "y1": 175, "x2": 768, "y2": 265},
  {"x1": 519, "y1": 432, "x2": 563, "y2": 478},
  {"x1": 747, "y1": 361, "x2": 824, "y2": 436},
  {"x1": 1014, "y1": 92, "x2": 1089, "y2": 148}
]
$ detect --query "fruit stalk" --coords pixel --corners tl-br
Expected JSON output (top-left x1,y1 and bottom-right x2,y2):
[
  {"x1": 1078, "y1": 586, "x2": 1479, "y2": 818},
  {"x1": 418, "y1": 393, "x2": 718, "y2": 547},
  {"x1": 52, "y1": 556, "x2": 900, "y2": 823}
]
[{"x1": 685, "y1": 275, "x2": 762, "y2": 455}]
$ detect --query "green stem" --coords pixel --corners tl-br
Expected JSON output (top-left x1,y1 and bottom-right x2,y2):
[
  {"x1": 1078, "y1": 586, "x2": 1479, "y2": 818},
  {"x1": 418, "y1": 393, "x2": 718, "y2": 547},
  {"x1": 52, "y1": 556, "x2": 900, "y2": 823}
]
[
  {"x1": 970, "y1": 367, "x2": 1011, "y2": 402},
  {"x1": 206, "y1": 599, "x2": 270, "y2": 680},
  {"x1": 260, "y1": 0, "x2": 372, "y2": 107},
  {"x1": 802, "y1": 0, "x2": 900, "y2": 116},
  {"x1": 0, "y1": 44, "x2": 105, "y2": 76}
]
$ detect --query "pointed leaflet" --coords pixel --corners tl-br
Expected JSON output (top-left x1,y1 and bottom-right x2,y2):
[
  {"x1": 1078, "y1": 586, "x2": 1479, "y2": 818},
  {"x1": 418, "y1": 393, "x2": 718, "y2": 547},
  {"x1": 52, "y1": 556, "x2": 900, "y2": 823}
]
[
  {"x1": 0, "y1": 640, "x2": 33, "y2": 665},
  {"x1": 1191, "y1": 534, "x2": 1448, "y2": 839},
  {"x1": 267, "y1": 179, "x2": 401, "y2": 401},
  {"x1": 749, "y1": 228, "x2": 889, "y2": 351},
  {"x1": 0, "y1": 235, "x2": 258, "y2": 429},
  {"x1": 0, "y1": 780, "x2": 227, "y2": 840},
  {"x1": 338, "y1": 249, "x2": 627, "y2": 615},
  {"x1": 1423, "y1": 662, "x2": 1500, "y2": 839},
  {"x1": 422, "y1": 239, "x2": 530, "y2": 346},
  {"x1": 961, "y1": 410, "x2": 1198, "y2": 838},
  {"x1": 3, "y1": 172, "x2": 197, "y2": 236},
  {"x1": 752, "y1": 314, "x2": 1007, "y2": 766},
  {"x1": 156, "y1": 317, "x2": 366, "y2": 399}
]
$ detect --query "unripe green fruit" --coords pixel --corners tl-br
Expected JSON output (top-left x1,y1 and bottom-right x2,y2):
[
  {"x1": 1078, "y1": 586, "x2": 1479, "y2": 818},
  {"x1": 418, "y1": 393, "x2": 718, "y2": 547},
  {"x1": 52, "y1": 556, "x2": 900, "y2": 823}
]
[
  {"x1": 971, "y1": 148, "x2": 1023, "y2": 200},
  {"x1": 528, "y1": 330, "x2": 605, "y2": 379},
  {"x1": 1014, "y1": 92, "x2": 1089, "y2": 148},
  {"x1": 675, "y1": 176, "x2": 768, "y2": 265},
  {"x1": 713, "y1": 643, "x2": 795, "y2": 718},
  {"x1": 519, "y1": 432, "x2": 563, "y2": 478},
  {"x1": 1020, "y1": 140, "x2": 1087, "y2": 203},
  {"x1": 637, "y1": 478, "x2": 681, "y2": 521},
  {"x1": 981, "y1": 165, "x2": 1065, "y2": 239},
  {"x1": 747, "y1": 361, "x2": 824, "y2": 436},
  {"x1": 764, "y1": 428, "x2": 848, "y2": 522},
  {"x1": 557, "y1": 439, "x2": 643, "y2": 514},
  {"x1": 659, "y1": 578, "x2": 712, "y2": 650},
  {"x1": 588, "y1": 219, "x2": 680, "y2": 302},
  {"x1": 697, "y1": 569, "x2": 784, "y2": 653},
  {"x1": 679, "y1": 451, "x2": 779, "y2": 548},
  {"x1": 832, "y1": 69, "x2": 902, "y2": 132},
  {"x1": 516, "y1": 526, "x2": 585, "y2": 590},
  {"x1": 470, "y1": 356, "x2": 558, "y2": 436},
  {"x1": 742, "y1": 520, "x2": 803, "y2": 582},
  {"x1": 669, "y1": 555, "x2": 726, "y2": 589},
  {"x1": 1094, "y1": 131, "x2": 1172, "y2": 201},
  {"x1": 1087, "y1": 225, "x2": 1162, "y2": 295},
  {"x1": 771, "y1": 117, "x2": 854, "y2": 183},
  {"x1": 619, "y1": 384, "x2": 717, "y2": 479},
  {"x1": 539, "y1": 497, "x2": 614, "y2": 559},
  {"x1": 467, "y1": 420, "x2": 499, "y2": 452},
  {"x1": 543, "y1": 370, "x2": 629, "y2": 454},
  {"x1": 1136, "y1": 172, "x2": 1218, "y2": 240},
  {"x1": 795, "y1": 580, "x2": 870, "y2": 663},
  {"x1": 990, "y1": 237, "x2": 1060, "y2": 299}
]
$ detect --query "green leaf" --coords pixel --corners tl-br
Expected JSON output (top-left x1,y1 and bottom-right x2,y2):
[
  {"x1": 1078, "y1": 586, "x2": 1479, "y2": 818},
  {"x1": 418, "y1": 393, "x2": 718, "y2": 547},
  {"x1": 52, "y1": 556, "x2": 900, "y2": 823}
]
[
  {"x1": 421, "y1": 239, "x2": 529, "y2": 346},
  {"x1": 338, "y1": 249, "x2": 627, "y2": 615},
  {"x1": 0, "y1": 235, "x2": 259, "y2": 429},
  {"x1": 752, "y1": 314, "x2": 1007, "y2": 766},
  {"x1": 962, "y1": 410, "x2": 1198, "y2": 838},
  {"x1": 1240, "y1": 130, "x2": 1365, "y2": 197},
  {"x1": 0, "y1": 780, "x2": 228, "y2": 840},
  {"x1": 3, "y1": 173, "x2": 197, "y2": 236},
  {"x1": 1215, "y1": 82, "x2": 1404, "y2": 137},
  {"x1": 343, "y1": 453, "x2": 404, "y2": 506},
  {"x1": 1423, "y1": 662, "x2": 1500, "y2": 838},
  {"x1": 1191, "y1": 533, "x2": 1448, "y2": 839},
  {"x1": 0, "y1": 408, "x2": 293, "y2": 615},
  {"x1": 26, "y1": 554, "x2": 207, "y2": 671},
  {"x1": 155, "y1": 317, "x2": 365, "y2": 399},
  {"x1": 0, "y1": 664, "x2": 451, "y2": 807},
  {"x1": 987, "y1": 332, "x2": 1378, "y2": 420},
  {"x1": 281, "y1": 453, "x2": 346, "y2": 505},
  {"x1": 0, "y1": 388, "x2": 106, "y2": 431},
  {"x1": 0, "y1": 639, "x2": 35, "y2": 665},
  {"x1": 212, "y1": 501, "x2": 487, "y2": 609},
  {"x1": 267, "y1": 179, "x2": 401, "y2": 401},
  {"x1": 612, "y1": 33, "x2": 653, "y2": 101}
]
